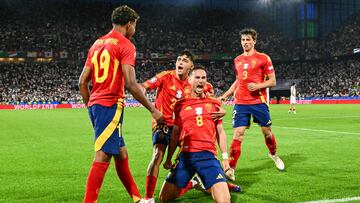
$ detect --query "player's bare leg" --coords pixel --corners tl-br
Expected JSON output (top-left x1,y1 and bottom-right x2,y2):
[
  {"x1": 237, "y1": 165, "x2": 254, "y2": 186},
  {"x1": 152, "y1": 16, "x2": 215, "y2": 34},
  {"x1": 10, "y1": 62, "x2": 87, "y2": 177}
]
[
  {"x1": 209, "y1": 182, "x2": 231, "y2": 203},
  {"x1": 261, "y1": 127, "x2": 285, "y2": 171},
  {"x1": 84, "y1": 150, "x2": 111, "y2": 203},
  {"x1": 158, "y1": 181, "x2": 182, "y2": 202},
  {"x1": 145, "y1": 143, "x2": 167, "y2": 200},
  {"x1": 114, "y1": 147, "x2": 143, "y2": 203},
  {"x1": 226, "y1": 126, "x2": 246, "y2": 181}
]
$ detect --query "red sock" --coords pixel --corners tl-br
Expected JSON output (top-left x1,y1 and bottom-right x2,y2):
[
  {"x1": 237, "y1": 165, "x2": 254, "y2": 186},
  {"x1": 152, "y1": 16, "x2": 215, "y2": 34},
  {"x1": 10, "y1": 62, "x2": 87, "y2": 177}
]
[
  {"x1": 265, "y1": 134, "x2": 277, "y2": 155},
  {"x1": 179, "y1": 181, "x2": 194, "y2": 196},
  {"x1": 145, "y1": 175, "x2": 157, "y2": 199},
  {"x1": 84, "y1": 162, "x2": 110, "y2": 203},
  {"x1": 229, "y1": 139, "x2": 242, "y2": 169},
  {"x1": 114, "y1": 157, "x2": 142, "y2": 202}
]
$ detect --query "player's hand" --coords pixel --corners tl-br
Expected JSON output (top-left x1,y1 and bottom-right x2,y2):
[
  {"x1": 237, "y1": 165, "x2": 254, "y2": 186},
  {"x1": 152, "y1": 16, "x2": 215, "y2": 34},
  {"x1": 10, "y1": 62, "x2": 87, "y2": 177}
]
[
  {"x1": 247, "y1": 83, "x2": 260, "y2": 91},
  {"x1": 163, "y1": 160, "x2": 173, "y2": 170},
  {"x1": 211, "y1": 105, "x2": 226, "y2": 120},
  {"x1": 222, "y1": 159, "x2": 230, "y2": 172},
  {"x1": 151, "y1": 108, "x2": 164, "y2": 124},
  {"x1": 218, "y1": 95, "x2": 226, "y2": 102}
]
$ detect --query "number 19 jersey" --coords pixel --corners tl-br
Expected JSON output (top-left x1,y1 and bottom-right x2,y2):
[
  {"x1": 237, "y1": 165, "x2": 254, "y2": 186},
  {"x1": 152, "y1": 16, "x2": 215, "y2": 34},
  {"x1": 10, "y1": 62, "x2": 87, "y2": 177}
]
[{"x1": 84, "y1": 29, "x2": 136, "y2": 107}]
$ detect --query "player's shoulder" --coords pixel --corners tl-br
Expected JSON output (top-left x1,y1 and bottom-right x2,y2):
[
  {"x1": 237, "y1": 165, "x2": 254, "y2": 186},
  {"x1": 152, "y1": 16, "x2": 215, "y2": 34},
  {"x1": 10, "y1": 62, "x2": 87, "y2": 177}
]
[
  {"x1": 234, "y1": 54, "x2": 244, "y2": 61},
  {"x1": 255, "y1": 51, "x2": 272, "y2": 61},
  {"x1": 206, "y1": 96, "x2": 221, "y2": 105},
  {"x1": 156, "y1": 70, "x2": 175, "y2": 78}
]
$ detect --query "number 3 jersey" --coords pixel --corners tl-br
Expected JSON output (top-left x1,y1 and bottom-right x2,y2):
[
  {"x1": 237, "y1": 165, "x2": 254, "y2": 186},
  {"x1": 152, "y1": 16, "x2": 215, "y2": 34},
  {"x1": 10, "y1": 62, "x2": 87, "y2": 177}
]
[
  {"x1": 173, "y1": 97, "x2": 222, "y2": 156},
  {"x1": 84, "y1": 29, "x2": 136, "y2": 107},
  {"x1": 233, "y1": 51, "x2": 274, "y2": 105}
]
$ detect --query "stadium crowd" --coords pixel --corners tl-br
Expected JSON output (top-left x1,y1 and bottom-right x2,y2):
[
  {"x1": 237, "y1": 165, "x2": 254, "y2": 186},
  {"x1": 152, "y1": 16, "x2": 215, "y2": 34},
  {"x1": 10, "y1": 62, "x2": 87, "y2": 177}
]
[{"x1": 0, "y1": 3, "x2": 359, "y2": 104}]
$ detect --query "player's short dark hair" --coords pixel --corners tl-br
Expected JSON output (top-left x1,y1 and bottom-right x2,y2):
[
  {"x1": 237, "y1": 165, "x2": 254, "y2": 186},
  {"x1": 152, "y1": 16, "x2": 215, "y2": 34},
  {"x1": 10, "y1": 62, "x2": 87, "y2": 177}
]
[
  {"x1": 292, "y1": 82, "x2": 296, "y2": 86},
  {"x1": 240, "y1": 28, "x2": 258, "y2": 40},
  {"x1": 189, "y1": 65, "x2": 206, "y2": 76},
  {"x1": 111, "y1": 5, "x2": 139, "y2": 26},
  {"x1": 178, "y1": 50, "x2": 194, "y2": 62}
]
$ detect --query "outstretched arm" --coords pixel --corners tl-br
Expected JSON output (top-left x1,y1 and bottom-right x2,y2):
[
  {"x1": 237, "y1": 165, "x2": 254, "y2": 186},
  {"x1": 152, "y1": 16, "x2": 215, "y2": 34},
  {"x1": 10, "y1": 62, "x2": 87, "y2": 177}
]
[
  {"x1": 122, "y1": 64, "x2": 163, "y2": 123},
  {"x1": 219, "y1": 81, "x2": 236, "y2": 101},
  {"x1": 216, "y1": 123, "x2": 230, "y2": 171}
]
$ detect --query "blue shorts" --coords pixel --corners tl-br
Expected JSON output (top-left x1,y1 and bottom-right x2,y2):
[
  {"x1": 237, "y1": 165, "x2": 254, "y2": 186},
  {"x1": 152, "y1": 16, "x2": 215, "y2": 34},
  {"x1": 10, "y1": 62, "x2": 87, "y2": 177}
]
[
  {"x1": 232, "y1": 103, "x2": 272, "y2": 128},
  {"x1": 88, "y1": 102, "x2": 125, "y2": 155},
  {"x1": 152, "y1": 124, "x2": 173, "y2": 145},
  {"x1": 166, "y1": 151, "x2": 226, "y2": 190}
]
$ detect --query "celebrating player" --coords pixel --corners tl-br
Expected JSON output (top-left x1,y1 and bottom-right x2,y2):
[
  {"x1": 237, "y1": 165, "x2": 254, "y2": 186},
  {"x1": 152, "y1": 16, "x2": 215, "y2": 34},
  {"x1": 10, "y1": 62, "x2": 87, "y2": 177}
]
[
  {"x1": 159, "y1": 66, "x2": 231, "y2": 203},
  {"x1": 141, "y1": 51, "x2": 217, "y2": 202},
  {"x1": 219, "y1": 28, "x2": 285, "y2": 181},
  {"x1": 78, "y1": 5, "x2": 162, "y2": 203}
]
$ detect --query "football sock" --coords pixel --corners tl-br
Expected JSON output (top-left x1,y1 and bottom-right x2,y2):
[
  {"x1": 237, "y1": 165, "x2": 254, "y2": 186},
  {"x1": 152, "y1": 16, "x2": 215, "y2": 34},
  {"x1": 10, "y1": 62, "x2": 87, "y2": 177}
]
[
  {"x1": 84, "y1": 161, "x2": 110, "y2": 203},
  {"x1": 265, "y1": 133, "x2": 277, "y2": 155},
  {"x1": 229, "y1": 139, "x2": 242, "y2": 169},
  {"x1": 145, "y1": 175, "x2": 157, "y2": 199},
  {"x1": 114, "y1": 157, "x2": 142, "y2": 202},
  {"x1": 179, "y1": 181, "x2": 194, "y2": 196}
]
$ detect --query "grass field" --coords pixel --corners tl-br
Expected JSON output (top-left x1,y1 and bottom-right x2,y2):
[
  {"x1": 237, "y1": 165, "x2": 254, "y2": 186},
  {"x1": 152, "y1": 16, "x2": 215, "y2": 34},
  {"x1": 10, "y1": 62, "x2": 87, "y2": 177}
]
[{"x1": 1, "y1": 104, "x2": 360, "y2": 203}]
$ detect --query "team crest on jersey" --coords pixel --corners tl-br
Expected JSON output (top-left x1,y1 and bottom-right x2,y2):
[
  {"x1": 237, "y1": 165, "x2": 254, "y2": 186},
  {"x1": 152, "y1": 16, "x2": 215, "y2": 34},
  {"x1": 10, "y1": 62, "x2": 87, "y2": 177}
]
[
  {"x1": 149, "y1": 77, "x2": 157, "y2": 83},
  {"x1": 251, "y1": 59, "x2": 257, "y2": 67},
  {"x1": 176, "y1": 90, "x2": 183, "y2": 99},
  {"x1": 184, "y1": 87, "x2": 191, "y2": 94},
  {"x1": 195, "y1": 107, "x2": 203, "y2": 115},
  {"x1": 205, "y1": 103, "x2": 212, "y2": 113},
  {"x1": 243, "y1": 64, "x2": 249, "y2": 70}
]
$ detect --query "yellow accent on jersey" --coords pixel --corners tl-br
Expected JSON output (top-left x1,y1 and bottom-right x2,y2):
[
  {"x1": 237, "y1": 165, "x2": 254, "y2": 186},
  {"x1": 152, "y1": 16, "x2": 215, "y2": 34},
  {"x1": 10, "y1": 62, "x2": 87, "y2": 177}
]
[
  {"x1": 94, "y1": 101, "x2": 123, "y2": 152},
  {"x1": 110, "y1": 58, "x2": 119, "y2": 89},
  {"x1": 216, "y1": 174, "x2": 224, "y2": 179}
]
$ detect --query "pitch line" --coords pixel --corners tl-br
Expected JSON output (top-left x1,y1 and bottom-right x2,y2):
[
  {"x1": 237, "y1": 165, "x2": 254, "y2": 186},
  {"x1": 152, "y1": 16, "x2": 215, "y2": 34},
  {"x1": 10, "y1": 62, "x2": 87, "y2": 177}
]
[
  {"x1": 274, "y1": 116, "x2": 360, "y2": 121},
  {"x1": 272, "y1": 126, "x2": 360, "y2": 135},
  {"x1": 221, "y1": 121, "x2": 360, "y2": 135},
  {"x1": 298, "y1": 196, "x2": 360, "y2": 203}
]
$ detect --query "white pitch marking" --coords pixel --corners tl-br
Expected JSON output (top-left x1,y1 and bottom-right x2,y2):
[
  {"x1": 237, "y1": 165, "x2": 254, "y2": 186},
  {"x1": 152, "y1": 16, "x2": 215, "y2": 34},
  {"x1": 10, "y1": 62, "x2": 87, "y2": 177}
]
[
  {"x1": 298, "y1": 196, "x2": 360, "y2": 203},
  {"x1": 272, "y1": 126, "x2": 360, "y2": 135}
]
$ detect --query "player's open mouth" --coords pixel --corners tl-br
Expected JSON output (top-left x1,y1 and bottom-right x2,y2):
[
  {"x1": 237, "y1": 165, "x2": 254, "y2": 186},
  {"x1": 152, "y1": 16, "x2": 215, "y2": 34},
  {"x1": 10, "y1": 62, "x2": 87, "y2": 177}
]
[{"x1": 178, "y1": 66, "x2": 183, "y2": 70}]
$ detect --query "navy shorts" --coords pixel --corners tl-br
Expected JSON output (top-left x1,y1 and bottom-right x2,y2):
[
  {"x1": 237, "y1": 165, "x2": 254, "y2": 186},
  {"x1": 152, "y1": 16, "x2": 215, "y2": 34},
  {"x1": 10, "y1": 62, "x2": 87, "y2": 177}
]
[
  {"x1": 88, "y1": 102, "x2": 125, "y2": 155},
  {"x1": 166, "y1": 151, "x2": 226, "y2": 190},
  {"x1": 152, "y1": 124, "x2": 173, "y2": 145},
  {"x1": 232, "y1": 103, "x2": 272, "y2": 128}
]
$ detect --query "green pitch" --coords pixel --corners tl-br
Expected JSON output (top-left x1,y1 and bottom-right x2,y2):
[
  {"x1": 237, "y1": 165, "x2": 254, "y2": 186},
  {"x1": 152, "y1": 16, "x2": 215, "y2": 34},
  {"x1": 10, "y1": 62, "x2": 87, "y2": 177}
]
[{"x1": 1, "y1": 104, "x2": 359, "y2": 203}]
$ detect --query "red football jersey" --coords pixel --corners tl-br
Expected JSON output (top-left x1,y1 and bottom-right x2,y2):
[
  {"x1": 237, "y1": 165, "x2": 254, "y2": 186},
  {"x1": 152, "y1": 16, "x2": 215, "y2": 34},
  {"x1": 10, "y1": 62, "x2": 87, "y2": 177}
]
[
  {"x1": 233, "y1": 51, "x2": 274, "y2": 104},
  {"x1": 84, "y1": 29, "x2": 136, "y2": 107},
  {"x1": 144, "y1": 70, "x2": 190, "y2": 126},
  {"x1": 174, "y1": 97, "x2": 222, "y2": 155}
]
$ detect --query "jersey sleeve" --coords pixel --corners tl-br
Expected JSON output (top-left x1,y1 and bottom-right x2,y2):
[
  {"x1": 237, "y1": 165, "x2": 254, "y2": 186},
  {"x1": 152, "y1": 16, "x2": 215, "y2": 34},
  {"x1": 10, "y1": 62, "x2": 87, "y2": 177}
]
[
  {"x1": 263, "y1": 54, "x2": 275, "y2": 75},
  {"x1": 144, "y1": 71, "x2": 168, "y2": 90},
  {"x1": 121, "y1": 41, "x2": 136, "y2": 67},
  {"x1": 84, "y1": 48, "x2": 93, "y2": 68}
]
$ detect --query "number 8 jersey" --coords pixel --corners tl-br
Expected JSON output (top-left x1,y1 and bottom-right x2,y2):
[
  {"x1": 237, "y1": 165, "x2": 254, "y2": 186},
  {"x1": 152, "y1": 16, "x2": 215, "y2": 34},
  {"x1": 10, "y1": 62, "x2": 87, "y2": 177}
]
[
  {"x1": 174, "y1": 97, "x2": 222, "y2": 156},
  {"x1": 84, "y1": 29, "x2": 136, "y2": 107},
  {"x1": 233, "y1": 51, "x2": 274, "y2": 105}
]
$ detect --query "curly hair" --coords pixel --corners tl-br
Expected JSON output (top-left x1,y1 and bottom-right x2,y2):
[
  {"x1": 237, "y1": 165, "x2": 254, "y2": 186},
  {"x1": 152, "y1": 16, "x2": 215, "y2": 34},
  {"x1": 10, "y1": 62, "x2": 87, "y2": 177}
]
[{"x1": 111, "y1": 5, "x2": 139, "y2": 26}]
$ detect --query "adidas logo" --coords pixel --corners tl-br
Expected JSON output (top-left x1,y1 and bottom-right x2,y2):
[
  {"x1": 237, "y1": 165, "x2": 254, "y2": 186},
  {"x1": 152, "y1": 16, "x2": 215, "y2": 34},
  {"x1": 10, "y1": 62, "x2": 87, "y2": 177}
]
[
  {"x1": 216, "y1": 174, "x2": 224, "y2": 179},
  {"x1": 184, "y1": 106, "x2": 192, "y2": 110}
]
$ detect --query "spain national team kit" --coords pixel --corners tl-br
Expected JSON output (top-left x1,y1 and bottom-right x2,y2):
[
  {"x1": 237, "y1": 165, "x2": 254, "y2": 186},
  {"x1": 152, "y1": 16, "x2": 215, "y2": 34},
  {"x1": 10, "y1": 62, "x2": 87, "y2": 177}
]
[
  {"x1": 144, "y1": 70, "x2": 214, "y2": 145},
  {"x1": 85, "y1": 29, "x2": 135, "y2": 154},
  {"x1": 232, "y1": 50, "x2": 275, "y2": 127},
  {"x1": 166, "y1": 97, "x2": 227, "y2": 190}
]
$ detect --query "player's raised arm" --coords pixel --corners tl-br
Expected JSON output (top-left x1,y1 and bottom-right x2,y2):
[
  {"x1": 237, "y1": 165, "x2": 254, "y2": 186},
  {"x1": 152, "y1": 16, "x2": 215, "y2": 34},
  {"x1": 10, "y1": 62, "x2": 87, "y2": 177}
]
[
  {"x1": 78, "y1": 66, "x2": 92, "y2": 106},
  {"x1": 163, "y1": 125, "x2": 180, "y2": 169},
  {"x1": 122, "y1": 64, "x2": 163, "y2": 123}
]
